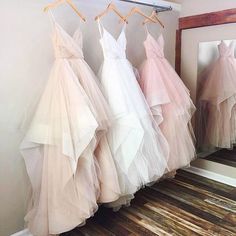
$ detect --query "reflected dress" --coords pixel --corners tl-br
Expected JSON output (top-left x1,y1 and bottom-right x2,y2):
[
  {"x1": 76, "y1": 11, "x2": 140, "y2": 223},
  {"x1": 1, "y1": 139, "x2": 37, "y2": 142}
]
[{"x1": 197, "y1": 41, "x2": 236, "y2": 149}]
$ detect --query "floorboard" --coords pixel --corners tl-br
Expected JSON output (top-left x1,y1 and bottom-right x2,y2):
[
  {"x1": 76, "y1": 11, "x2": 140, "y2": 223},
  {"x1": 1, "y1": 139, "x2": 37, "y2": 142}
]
[
  {"x1": 61, "y1": 170, "x2": 236, "y2": 236},
  {"x1": 204, "y1": 148, "x2": 236, "y2": 167}
]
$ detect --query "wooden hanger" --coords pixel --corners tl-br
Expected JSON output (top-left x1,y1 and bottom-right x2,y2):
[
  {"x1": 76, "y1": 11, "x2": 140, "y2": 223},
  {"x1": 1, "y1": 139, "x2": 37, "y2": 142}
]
[
  {"x1": 95, "y1": 3, "x2": 127, "y2": 23},
  {"x1": 123, "y1": 7, "x2": 157, "y2": 23},
  {"x1": 43, "y1": 0, "x2": 86, "y2": 22},
  {"x1": 143, "y1": 10, "x2": 164, "y2": 28}
]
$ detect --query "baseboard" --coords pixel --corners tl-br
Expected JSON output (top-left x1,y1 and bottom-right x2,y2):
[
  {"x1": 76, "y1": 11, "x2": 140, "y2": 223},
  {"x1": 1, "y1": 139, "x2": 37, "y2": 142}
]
[
  {"x1": 11, "y1": 229, "x2": 32, "y2": 236},
  {"x1": 184, "y1": 166, "x2": 236, "y2": 187}
]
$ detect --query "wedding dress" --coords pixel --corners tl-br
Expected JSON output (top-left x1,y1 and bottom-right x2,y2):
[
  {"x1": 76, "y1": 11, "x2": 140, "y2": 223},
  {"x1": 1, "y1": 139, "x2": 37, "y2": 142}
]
[
  {"x1": 20, "y1": 13, "x2": 119, "y2": 236},
  {"x1": 58, "y1": 17, "x2": 120, "y2": 204},
  {"x1": 97, "y1": 21, "x2": 169, "y2": 209},
  {"x1": 197, "y1": 40, "x2": 236, "y2": 149},
  {"x1": 139, "y1": 29, "x2": 196, "y2": 172}
]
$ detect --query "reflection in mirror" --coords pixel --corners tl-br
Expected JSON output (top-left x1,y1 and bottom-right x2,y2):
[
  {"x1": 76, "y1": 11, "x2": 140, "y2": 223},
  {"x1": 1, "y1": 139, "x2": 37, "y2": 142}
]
[{"x1": 196, "y1": 40, "x2": 236, "y2": 169}]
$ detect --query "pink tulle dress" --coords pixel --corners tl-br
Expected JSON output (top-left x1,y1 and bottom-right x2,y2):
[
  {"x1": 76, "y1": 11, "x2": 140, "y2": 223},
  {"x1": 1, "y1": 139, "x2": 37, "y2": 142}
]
[
  {"x1": 139, "y1": 28, "x2": 196, "y2": 172},
  {"x1": 197, "y1": 40, "x2": 236, "y2": 150},
  {"x1": 20, "y1": 12, "x2": 120, "y2": 236}
]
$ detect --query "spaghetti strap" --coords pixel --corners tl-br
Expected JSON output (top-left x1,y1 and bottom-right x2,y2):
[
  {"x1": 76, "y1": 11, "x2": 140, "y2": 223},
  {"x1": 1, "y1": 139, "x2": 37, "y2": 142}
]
[
  {"x1": 97, "y1": 18, "x2": 104, "y2": 38},
  {"x1": 48, "y1": 9, "x2": 56, "y2": 27},
  {"x1": 144, "y1": 24, "x2": 149, "y2": 35},
  {"x1": 121, "y1": 21, "x2": 126, "y2": 32}
]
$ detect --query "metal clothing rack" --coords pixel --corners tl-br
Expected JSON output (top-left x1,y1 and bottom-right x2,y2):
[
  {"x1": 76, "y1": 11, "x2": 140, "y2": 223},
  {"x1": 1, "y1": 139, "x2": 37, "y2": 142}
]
[{"x1": 119, "y1": 0, "x2": 172, "y2": 12}]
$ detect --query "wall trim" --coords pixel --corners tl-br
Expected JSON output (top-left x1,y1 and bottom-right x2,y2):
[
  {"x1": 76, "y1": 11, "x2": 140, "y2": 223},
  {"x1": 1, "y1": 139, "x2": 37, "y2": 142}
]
[
  {"x1": 175, "y1": 8, "x2": 236, "y2": 75},
  {"x1": 185, "y1": 166, "x2": 236, "y2": 187}
]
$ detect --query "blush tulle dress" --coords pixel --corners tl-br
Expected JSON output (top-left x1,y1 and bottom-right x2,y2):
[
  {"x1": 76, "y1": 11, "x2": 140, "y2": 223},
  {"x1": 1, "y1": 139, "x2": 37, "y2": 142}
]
[
  {"x1": 97, "y1": 20, "x2": 169, "y2": 209},
  {"x1": 139, "y1": 28, "x2": 196, "y2": 173},
  {"x1": 197, "y1": 41, "x2": 236, "y2": 150},
  {"x1": 20, "y1": 12, "x2": 120, "y2": 236},
  {"x1": 54, "y1": 16, "x2": 120, "y2": 204}
]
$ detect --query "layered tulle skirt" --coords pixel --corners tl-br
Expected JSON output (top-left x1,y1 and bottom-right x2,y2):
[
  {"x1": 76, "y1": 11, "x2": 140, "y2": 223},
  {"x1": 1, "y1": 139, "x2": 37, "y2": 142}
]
[
  {"x1": 20, "y1": 59, "x2": 120, "y2": 235},
  {"x1": 139, "y1": 57, "x2": 196, "y2": 172},
  {"x1": 69, "y1": 59, "x2": 120, "y2": 203},
  {"x1": 98, "y1": 58, "x2": 169, "y2": 209},
  {"x1": 197, "y1": 57, "x2": 236, "y2": 150}
]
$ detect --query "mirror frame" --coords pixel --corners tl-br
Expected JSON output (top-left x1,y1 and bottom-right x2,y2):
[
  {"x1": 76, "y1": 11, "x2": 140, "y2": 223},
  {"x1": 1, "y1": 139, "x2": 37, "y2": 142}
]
[{"x1": 175, "y1": 8, "x2": 236, "y2": 76}]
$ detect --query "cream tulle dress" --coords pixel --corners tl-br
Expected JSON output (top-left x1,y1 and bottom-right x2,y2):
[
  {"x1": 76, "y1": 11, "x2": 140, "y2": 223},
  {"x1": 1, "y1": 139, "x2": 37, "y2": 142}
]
[
  {"x1": 20, "y1": 13, "x2": 120, "y2": 236},
  {"x1": 197, "y1": 40, "x2": 236, "y2": 150},
  {"x1": 139, "y1": 29, "x2": 196, "y2": 172},
  {"x1": 97, "y1": 21, "x2": 169, "y2": 209}
]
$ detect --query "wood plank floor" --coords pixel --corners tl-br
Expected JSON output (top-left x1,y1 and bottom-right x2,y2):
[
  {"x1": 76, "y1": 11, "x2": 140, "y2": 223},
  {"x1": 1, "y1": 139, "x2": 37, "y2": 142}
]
[
  {"x1": 61, "y1": 170, "x2": 236, "y2": 236},
  {"x1": 205, "y1": 148, "x2": 236, "y2": 168}
]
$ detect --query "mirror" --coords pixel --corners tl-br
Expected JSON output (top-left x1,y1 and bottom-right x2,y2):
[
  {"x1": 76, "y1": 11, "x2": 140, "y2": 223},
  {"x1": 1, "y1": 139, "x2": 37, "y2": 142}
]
[
  {"x1": 196, "y1": 39, "x2": 236, "y2": 169},
  {"x1": 197, "y1": 40, "x2": 235, "y2": 79}
]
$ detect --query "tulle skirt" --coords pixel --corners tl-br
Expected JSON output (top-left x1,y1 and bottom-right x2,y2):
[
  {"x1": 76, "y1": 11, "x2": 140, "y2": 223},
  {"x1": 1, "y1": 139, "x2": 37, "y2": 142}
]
[
  {"x1": 98, "y1": 58, "x2": 169, "y2": 209},
  {"x1": 197, "y1": 57, "x2": 236, "y2": 149},
  {"x1": 197, "y1": 96, "x2": 236, "y2": 149},
  {"x1": 69, "y1": 58, "x2": 121, "y2": 203},
  {"x1": 20, "y1": 60, "x2": 101, "y2": 235},
  {"x1": 22, "y1": 145, "x2": 100, "y2": 236},
  {"x1": 139, "y1": 57, "x2": 196, "y2": 172}
]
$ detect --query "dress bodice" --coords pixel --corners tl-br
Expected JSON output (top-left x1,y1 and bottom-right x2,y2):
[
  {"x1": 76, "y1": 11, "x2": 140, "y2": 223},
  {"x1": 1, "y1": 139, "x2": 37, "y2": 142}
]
[
  {"x1": 98, "y1": 22, "x2": 127, "y2": 60},
  {"x1": 218, "y1": 41, "x2": 235, "y2": 58},
  {"x1": 144, "y1": 33, "x2": 165, "y2": 59},
  {"x1": 52, "y1": 22, "x2": 84, "y2": 59}
]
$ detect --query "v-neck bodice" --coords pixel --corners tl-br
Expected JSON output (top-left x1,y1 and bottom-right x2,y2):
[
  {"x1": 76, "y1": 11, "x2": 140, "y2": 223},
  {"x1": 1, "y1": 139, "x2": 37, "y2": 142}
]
[
  {"x1": 144, "y1": 33, "x2": 165, "y2": 59},
  {"x1": 218, "y1": 41, "x2": 235, "y2": 58},
  {"x1": 51, "y1": 20, "x2": 84, "y2": 59},
  {"x1": 98, "y1": 21, "x2": 127, "y2": 60}
]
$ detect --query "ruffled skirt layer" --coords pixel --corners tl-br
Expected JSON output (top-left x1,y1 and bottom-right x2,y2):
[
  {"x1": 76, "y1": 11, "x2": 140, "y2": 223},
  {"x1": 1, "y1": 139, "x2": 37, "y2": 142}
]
[
  {"x1": 69, "y1": 59, "x2": 121, "y2": 203},
  {"x1": 99, "y1": 59, "x2": 169, "y2": 209},
  {"x1": 197, "y1": 95, "x2": 236, "y2": 149},
  {"x1": 21, "y1": 60, "x2": 103, "y2": 235},
  {"x1": 139, "y1": 58, "x2": 196, "y2": 172},
  {"x1": 197, "y1": 58, "x2": 236, "y2": 150}
]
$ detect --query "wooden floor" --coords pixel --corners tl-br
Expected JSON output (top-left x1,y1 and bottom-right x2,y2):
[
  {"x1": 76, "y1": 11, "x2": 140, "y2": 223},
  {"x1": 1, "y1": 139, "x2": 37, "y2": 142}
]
[
  {"x1": 62, "y1": 170, "x2": 236, "y2": 236},
  {"x1": 205, "y1": 148, "x2": 236, "y2": 168}
]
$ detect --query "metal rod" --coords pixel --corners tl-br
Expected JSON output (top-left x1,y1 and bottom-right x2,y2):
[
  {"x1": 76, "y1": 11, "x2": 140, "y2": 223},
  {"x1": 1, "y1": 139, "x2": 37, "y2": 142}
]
[{"x1": 119, "y1": 0, "x2": 172, "y2": 12}]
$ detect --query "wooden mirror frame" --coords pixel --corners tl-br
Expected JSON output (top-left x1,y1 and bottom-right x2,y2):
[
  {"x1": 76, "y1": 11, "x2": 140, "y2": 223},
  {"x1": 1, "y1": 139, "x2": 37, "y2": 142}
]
[{"x1": 175, "y1": 8, "x2": 236, "y2": 76}]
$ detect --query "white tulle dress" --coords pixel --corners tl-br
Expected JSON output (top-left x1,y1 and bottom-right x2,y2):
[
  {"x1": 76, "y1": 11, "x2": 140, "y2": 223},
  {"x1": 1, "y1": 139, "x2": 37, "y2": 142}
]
[
  {"x1": 97, "y1": 20, "x2": 169, "y2": 209},
  {"x1": 20, "y1": 13, "x2": 120, "y2": 236},
  {"x1": 197, "y1": 40, "x2": 236, "y2": 150}
]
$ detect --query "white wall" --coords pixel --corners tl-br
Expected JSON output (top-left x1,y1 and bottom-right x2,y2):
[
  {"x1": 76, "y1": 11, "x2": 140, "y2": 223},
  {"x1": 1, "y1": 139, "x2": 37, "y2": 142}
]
[
  {"x1": 180, "y1": 0, "x2": 236, "y2": 178},
  {"x1": 180, "y1": 0, "x2": 236, "y2": 17},
  {"x1": 0, "y1": 1, "x2": 179, "y2": 235}
]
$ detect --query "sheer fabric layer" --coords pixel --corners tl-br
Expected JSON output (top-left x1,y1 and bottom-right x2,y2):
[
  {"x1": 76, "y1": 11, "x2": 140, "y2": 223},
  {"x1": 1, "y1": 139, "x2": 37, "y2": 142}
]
[
  {"x1": 68, "y1": 26, "x2": 120, "y2": 203},
  {"x1": 98, "y1": 22, "x2": 169, "y2": 209},
  {"x1": 20, "y1": 18, "x2": 120, "y2": 236},
  {"x1": 21, "y1": 60, "x2": 100, "y2": 235},
  {"x1": 139, "y1": 33, "x2": 196, "y2": 172},
  {"x1": 197, "y1": 41, "x2": 236, "y2": 149}
]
